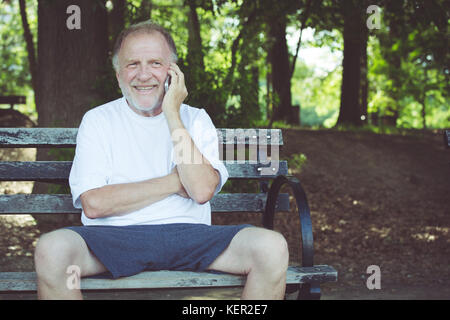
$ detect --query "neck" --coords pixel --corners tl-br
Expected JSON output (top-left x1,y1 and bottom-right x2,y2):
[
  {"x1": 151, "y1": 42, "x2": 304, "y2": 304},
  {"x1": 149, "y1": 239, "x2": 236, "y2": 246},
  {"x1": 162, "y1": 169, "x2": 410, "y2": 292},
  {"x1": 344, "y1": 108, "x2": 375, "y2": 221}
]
[{"x1": 127, "y1": 100, "x2": 163, "y2": 117}]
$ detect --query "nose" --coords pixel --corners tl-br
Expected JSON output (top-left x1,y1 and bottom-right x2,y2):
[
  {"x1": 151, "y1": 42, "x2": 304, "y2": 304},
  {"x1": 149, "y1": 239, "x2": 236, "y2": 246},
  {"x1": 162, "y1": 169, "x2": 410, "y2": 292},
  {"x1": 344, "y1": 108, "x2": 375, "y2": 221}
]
[{"x1": 136, "y1": 64, "x2": 154, "y2": 82}]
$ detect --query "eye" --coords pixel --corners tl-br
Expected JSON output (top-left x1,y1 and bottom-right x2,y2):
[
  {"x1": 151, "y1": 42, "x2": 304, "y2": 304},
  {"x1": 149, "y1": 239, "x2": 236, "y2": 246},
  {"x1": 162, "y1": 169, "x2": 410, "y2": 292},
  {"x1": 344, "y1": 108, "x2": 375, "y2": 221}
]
[
  {"x1": 127, "y1": 62, "x2": 137, "y2": 68},
  {"x1": 152, "y1": 61, "x2": 162, "y2": 67}
]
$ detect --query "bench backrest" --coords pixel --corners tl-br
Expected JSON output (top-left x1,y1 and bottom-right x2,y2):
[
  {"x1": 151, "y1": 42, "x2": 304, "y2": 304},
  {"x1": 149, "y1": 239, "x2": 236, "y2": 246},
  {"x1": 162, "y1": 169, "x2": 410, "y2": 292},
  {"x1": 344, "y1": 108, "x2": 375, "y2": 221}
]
[{"x1": 0, "y1": 128, "x2": 289, "y2": 214}]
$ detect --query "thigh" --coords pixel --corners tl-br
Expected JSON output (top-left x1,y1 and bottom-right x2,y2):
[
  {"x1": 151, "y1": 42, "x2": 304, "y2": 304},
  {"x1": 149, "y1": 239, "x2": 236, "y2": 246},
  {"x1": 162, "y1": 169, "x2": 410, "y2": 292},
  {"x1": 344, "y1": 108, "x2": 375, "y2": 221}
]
[
  {"x1": 38, "y1": 228, "x2": 107, "y2": 277},
  {"x1": 206, "y1": 226, "x2": 275, "y2": 274}
]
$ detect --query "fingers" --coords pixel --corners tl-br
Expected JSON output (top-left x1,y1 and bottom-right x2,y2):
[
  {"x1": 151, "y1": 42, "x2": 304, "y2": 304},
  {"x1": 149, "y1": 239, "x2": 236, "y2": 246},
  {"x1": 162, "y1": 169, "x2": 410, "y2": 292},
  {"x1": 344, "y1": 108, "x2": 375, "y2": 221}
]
[
  {"x1": 167, "y1": 63, "x2": 188, "y2": 100},
  {"x1": 170, "y1": 63, "x2": 184, "y2": 84},
  {"x1": 167, "y1": 63, "x2": 185, "y2": 85},
  {"x1": 161, "y1": 63, "x2": 188, "y2": 113}
]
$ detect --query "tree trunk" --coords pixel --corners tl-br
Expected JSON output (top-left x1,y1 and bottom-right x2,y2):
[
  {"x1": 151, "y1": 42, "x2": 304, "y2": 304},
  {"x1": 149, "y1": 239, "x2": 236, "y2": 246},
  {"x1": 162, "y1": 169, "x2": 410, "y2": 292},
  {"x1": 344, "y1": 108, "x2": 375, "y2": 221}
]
[
  {"x1": 33, "y1": 0, "x2": 109, "y2": 228},
  {"x1": 109, "y1": 0, "x2": 126, "y2": 48},
  {"x1": 186, "y1": 0, "x2": 204, "y2": 71},
  {"x1": 421, "y1": 96, "x2": 427, "y2": 130},
  {"x1": 18, "y1": 0, "x2": 38, "y2": 95},
  {"x1": 36, "y1": 0, "x2": 108, "y2": 128},
  {"x1": 360, "y1": 24, "x2": 368, "y2": 125},
  {"x1": 184, "y1": 0, "x2": 206, "y2": 110},
  {"x1": 267, "y1": 16, "x2": 295, "y2": 125},
  {"x1": 381, "y1": 0, "x2": 406, "y2": 127},
  {"x1": 336, "y1": 0, "x2": 364, "y2": 127},
  {"x1": 266, "y1": 62, "x2": 272, "y2": 121}
]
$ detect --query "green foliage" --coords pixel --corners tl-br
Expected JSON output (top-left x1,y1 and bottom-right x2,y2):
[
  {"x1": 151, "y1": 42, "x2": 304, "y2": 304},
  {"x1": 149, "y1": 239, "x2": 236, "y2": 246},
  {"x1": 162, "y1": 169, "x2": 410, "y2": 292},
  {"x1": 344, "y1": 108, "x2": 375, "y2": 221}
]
[
  {"x1": 221, "y1": 179, "x2": 260, "y2": 194},
  {"x1": 289, "y1": 153, "x2": 307, "y2": 173},
  {"x1": 290, "y1": 29, "x2": 342, "y2": 128},
  {"x1": 372, "y1": 0, "x2": 450, "y2": 129},
  {"x1": 0, "y1": 0, "x2": 448, "y2": 131},
  {"x1": 0, "y1": 0, "x2": 37, "y2": 120}
]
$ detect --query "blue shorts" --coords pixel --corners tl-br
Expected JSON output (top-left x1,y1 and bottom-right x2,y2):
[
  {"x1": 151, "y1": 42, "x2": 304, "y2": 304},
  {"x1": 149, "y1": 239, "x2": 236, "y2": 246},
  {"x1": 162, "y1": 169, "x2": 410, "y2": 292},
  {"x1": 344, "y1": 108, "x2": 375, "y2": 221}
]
[{"x1": 66, "y1": 223, "x2": 253, "y2": 279}]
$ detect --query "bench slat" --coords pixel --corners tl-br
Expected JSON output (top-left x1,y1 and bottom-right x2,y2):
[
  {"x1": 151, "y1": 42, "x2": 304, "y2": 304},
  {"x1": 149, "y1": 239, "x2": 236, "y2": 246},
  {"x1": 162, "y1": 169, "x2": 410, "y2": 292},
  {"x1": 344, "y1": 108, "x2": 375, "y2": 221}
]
[
  {"x1": 0, "y1": 193, "x2": 289, "y2": 214},
  {"x1": 0, "y1": 161, "x2": 288, "y2": 181},
  {"x1": 0, "y1": 265, "x2": 337, "y2": 291},
  {"x1": 0, "y1": 128, "x2": 283, "y2": 147}
]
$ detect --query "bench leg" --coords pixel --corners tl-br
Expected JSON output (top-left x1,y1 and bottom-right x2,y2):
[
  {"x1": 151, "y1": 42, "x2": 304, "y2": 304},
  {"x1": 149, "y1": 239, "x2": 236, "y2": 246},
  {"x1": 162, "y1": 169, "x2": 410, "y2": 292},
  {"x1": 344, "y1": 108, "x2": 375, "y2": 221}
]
[
  {"x1": 297, "y1": 283, "x2": 321, "y2": 300},
  {"x1": 284, "y1": 283, "x2": 322, "y2": 300}
]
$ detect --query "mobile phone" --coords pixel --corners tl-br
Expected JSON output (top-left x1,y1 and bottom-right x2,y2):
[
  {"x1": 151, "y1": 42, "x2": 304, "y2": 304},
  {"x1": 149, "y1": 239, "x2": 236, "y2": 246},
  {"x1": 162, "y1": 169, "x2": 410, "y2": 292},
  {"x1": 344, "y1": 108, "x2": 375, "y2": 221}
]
[{"x1": 164, "y1": 75, "x2": 171, "y2": 93}]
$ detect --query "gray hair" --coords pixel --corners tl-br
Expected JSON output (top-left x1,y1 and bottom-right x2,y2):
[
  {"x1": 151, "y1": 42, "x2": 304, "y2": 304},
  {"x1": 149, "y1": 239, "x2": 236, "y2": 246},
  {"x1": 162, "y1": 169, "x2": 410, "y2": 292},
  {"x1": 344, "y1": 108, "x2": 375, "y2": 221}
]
[{"x1": 111, "y1": 20, "x2": 178, "y2": 71}]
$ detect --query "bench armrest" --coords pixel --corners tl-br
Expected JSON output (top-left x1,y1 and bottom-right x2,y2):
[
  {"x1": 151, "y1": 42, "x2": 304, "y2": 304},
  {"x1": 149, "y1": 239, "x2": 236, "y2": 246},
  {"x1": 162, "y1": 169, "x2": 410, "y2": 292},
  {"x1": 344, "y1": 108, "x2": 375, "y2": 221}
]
[{"x1": 263, "y1": 175, "x2": 314, "y2": 267}]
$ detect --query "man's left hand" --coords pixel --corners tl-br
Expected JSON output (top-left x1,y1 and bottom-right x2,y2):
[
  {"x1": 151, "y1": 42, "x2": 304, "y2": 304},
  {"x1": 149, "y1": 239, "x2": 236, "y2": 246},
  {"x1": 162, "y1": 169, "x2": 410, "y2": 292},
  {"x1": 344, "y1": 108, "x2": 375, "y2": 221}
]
[{"x1": 161, "y1": 63, "x2": 188, "y2": 117}]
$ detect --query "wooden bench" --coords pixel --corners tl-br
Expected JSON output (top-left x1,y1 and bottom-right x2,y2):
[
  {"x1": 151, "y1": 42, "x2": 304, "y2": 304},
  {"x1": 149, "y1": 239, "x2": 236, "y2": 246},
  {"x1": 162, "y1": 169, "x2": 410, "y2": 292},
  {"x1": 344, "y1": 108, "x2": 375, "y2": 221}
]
[
  {"x1": 0, "y1": 127, "x2": 337, "y2": 299},
  {"x1": 0, "y1": 96, "x2": 26, "y2": 109}
]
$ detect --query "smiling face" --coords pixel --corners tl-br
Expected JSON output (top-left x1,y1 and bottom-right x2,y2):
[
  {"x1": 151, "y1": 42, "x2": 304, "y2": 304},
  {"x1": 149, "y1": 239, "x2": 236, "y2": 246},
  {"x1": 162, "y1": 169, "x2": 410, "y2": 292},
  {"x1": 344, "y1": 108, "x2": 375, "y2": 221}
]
[{"x1": 116, "y1": 31, "x2": 172, "y2": 117}]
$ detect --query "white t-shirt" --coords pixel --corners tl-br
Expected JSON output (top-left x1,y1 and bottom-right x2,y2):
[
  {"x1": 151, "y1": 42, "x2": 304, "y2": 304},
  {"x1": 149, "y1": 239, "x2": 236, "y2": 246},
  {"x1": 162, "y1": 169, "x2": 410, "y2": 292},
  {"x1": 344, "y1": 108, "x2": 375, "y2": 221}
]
[{"x1": 69, "y1": 97, "x2": 228, "y2": 226}]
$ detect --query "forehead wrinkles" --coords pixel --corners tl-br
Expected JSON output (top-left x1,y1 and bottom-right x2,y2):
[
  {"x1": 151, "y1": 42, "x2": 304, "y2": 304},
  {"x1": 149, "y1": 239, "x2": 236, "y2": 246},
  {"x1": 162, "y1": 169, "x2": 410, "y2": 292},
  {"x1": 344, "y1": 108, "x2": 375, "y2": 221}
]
[{"x1": 119, "y1": 31, "x2": 171, "y2": 62}]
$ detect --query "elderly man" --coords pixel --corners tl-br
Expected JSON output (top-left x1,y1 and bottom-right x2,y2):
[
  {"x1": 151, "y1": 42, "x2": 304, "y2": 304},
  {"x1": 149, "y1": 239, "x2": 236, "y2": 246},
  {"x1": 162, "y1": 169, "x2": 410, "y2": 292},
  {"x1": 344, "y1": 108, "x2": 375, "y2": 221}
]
[{"x1": 34, "y1": 21, "x2": 288, "y2": 300}]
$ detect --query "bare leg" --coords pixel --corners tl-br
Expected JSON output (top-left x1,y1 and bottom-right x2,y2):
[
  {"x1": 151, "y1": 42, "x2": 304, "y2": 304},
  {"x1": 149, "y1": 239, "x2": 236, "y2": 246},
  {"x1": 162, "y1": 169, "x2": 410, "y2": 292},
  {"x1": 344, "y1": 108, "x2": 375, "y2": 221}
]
[
  {"x1": 207, "y1": 227, "x2": 289, "y2": 300},
  {"x1": 34, "y1": 229, "x2": 107, "y2": 300}
]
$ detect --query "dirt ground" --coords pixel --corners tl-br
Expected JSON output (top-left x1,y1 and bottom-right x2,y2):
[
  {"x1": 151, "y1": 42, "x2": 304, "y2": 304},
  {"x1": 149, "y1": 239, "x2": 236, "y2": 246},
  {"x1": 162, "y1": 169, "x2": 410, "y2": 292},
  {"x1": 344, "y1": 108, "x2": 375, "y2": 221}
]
[{"x1": 0, "y1": 127, "x2": 449, "y2": 300}]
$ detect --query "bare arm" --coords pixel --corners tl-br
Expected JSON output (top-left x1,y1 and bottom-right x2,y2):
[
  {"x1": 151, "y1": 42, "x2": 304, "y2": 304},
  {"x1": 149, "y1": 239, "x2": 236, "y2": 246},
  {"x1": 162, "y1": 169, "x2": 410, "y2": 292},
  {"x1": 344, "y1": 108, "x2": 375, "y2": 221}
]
[
  {"x1": 80, "y1": 171, "x2": 187, "y2": 219},
  {"x1": 167, "y1": 118, "x2": 219, "y2": 204},
  {"x1": 162, "y1": 63, "x2": 219, "y2": 204}
]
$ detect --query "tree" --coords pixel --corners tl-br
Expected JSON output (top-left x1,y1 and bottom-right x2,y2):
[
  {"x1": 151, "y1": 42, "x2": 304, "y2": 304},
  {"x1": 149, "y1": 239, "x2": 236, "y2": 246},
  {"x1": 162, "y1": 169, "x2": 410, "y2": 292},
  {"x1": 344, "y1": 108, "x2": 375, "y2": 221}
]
[
  {"x1": 266, "y1": 13, "x2": 294, "y2": 125},
  {"x1": 20, "y1": 0, "x2": 109, "y2": 227},
  {"x1": 264, "y1": 0, "x2": 312, "y2": 126},
  {"x1": 335, "y1": 0, "x2": 367, "y2": 127},
  {"x1": 377, "y1": 0, "x2": 449, "y2": 128},
  {"x1": 35, "y1": 0, "x2": 109, "y2": 128},
  {"x1": 0, "y1": 0, "x2": 35, "y2": 101}
]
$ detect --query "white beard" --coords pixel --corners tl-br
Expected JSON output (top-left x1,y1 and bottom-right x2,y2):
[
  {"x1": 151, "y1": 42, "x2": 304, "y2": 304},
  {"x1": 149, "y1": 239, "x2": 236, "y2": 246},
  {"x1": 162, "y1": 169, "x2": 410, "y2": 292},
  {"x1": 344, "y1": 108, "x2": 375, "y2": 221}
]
[{"x1": 118, "y1": 80, "x2": 164, "y2": 116}]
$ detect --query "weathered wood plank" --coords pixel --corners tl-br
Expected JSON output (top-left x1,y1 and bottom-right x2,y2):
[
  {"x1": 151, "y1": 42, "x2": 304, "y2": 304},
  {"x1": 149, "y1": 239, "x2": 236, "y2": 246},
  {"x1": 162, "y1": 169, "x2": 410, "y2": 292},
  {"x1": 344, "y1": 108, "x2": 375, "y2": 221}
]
[
  {"x1": 0, "y1": 161, "x2": 71, "y2": 182},
  {"x1": 0, "y1": 128, "x2": 283, "y2": 147},
  {"x1": 0, "y1": 128, "x2": 78, "y2": 147},
  {"x1": 0, "y1": 265, "x2": 337, "y2": 291},
  {"x1": 211, "y1": 193, "x2": 289, "y2": 212},
  {"x1": 0, "y1": 193, "x2": 289, "y2": 214},
  {"x1": 0, "y1": 161, "x2": 288, "y2": 181}
]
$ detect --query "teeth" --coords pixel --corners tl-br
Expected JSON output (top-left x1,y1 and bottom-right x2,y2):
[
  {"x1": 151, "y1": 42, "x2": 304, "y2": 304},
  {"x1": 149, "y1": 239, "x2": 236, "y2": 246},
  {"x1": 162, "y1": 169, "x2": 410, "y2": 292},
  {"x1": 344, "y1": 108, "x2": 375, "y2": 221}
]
[{"x1": 135, "y1": 86, "x2": 156, "y2": 91}]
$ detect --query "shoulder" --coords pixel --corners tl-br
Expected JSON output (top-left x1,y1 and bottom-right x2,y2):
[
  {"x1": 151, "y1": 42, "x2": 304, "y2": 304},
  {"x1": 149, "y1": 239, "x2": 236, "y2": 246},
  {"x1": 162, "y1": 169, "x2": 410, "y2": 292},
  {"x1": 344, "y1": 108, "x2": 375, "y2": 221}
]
[
  {"x1": 82, "y1": 97, "x2": 124, "y2": 123},
  {"x1": 180, "y1": 103, "x2": 202, "y2": 117},
  {"x1": 180, "y1": 103, "x2": 213, "y2": 124},
  {"x1": 77, "y1": 98, "x2": 125, "y2": 139},
  {"x1": 79, "y1": 97, "x2": 125, "y2": 134}
]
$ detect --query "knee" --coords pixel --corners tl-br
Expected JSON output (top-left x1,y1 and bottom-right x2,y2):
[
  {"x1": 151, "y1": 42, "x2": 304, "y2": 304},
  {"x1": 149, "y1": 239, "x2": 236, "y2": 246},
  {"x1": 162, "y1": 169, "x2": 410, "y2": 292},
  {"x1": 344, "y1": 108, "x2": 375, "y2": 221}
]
[
  {"x1": 34, "y1": 230, "x2": 75, "y2": 281},
  {"x1": 250, "y1": 230, "x2": 289, "y2": 275}
]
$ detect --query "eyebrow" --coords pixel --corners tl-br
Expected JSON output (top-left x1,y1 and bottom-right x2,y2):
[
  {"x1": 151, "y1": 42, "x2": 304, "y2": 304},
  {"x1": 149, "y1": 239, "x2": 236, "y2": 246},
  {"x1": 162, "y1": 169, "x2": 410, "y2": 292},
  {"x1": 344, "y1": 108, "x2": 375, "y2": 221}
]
[{"x1": 124, "y1": 58, "x2": 165, "y2": 64}]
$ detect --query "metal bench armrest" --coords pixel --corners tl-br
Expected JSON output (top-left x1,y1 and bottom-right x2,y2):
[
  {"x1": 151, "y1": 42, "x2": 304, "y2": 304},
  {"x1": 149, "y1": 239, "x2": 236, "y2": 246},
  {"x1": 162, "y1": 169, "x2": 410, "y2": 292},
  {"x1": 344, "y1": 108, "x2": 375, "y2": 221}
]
[{"x1": 263, "y1": 175, "x2": 314, "y2": 267}]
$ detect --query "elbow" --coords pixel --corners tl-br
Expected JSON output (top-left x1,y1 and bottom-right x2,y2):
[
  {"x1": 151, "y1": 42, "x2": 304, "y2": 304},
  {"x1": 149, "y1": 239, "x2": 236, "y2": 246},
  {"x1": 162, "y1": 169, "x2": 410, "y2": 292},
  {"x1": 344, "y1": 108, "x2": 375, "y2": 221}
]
[
  {"x1": 192, "y1": 194, "x2": 213, "y2": 205},
  {"x1": 191, "y1": 172, "x2": 219, "y2": 204},
  {"x1": 80, "y1": 191, "x2": 104, "y2": 219},
  {"x1": 84, "y1": 207, "x2": 101, "y2": 220},
  {"x1": 190, "y1": 186, "x2": 216, "y2": 205}
]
